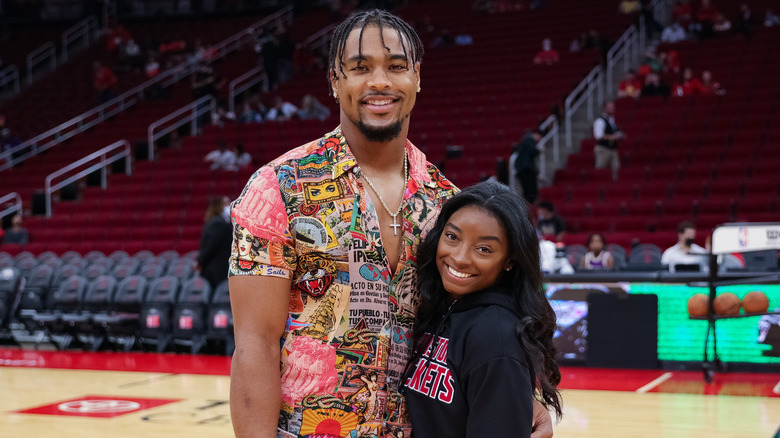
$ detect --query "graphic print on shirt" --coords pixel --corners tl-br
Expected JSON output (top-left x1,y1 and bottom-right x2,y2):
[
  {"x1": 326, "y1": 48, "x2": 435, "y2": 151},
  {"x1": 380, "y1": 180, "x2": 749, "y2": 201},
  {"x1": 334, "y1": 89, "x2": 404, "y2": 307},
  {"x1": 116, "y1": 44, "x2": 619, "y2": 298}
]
[
  {"x1": 403, "y1": 334, "x2": 455, "y2": 404},
  {"x1": 229, "y1": 129, "x2": 457, "y2": 437}
]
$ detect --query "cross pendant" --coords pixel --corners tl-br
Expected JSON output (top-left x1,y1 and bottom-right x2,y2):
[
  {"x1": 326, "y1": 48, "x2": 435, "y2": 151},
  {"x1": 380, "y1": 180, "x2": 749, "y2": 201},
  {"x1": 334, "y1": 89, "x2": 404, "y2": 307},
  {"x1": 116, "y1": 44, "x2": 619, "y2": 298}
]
[{"x1": 389, "y1": 215, "x2": 401, "y2": 236}]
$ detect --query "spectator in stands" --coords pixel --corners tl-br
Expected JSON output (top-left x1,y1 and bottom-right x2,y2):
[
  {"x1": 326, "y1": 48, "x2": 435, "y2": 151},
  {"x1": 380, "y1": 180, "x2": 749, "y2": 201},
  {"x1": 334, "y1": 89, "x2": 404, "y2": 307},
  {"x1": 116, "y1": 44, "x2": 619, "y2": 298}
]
[
  {"x1": 454, "y1": 30, "x2": 474, "y2": 45},
  {"x1": 661, "y1": 221, "x2": 709, "y2": 273},
  {"x1": 204, "y1": 141, "x2": 236, "y2": 171},
  {"x1": 266, "y1": 96, "x2": 298, "y2": 121},
  {"x1": 641, "y1": 72, "x2": 671, "y2": 98},
  {"x1": 533, "y1": 38, "x2": 559, "y2": 65},
  {"x1": 117, "y1": 39, "x2": 143, "y2": 72},
  {"x1": 734, "y1": 3, "x2": 754, "y2": 38},
  {"x1": 617, "y1": 70, "x2": 642, "y2": 99},
  {"x1": 673, "y1": 67, "x2": 706, "y2": 97},
  {"x1": 93, "y1": 61, "x2": 117, "y2": 104},
  {"x1": 672, "y1": 0, "x2": 693, "y2": 28},
  {"x1": 701, "y1": 70, "x2": 725, "y2": 95},
  {"x1": 661, "y1": 20, "x2": 688, "y2": 43},
  {"x1": 2, "y1": 213, "x2": 29, "y2": 245},
  {"x1": 580, "y1": 233, "x2": 614, "y2": 270},
  {"x1": 191, "y1": 62, "x2": 220, "y2": 100},
  {"x1": 212, "y1": 105, "x2": 237, "y2": 127},
  {"x1": 196, "y1": 196, "x2": 233, "y2": 289},
  {"x1": 592, "y1": 100, "x2": 625, "y2": 181},
  {"x1": 513, "y1": 129, "x2": 543, "y2": 204},
  {"x1": 235, "y1": 144, "x2": 252, "y2": 169},
  {"x1": 431, "y1": 29, "x2": 454, "y2": 47},
  {"x1": 537, "y1": 201, "x2": 566, "y2": 241},
  {"x1": 1, "y1": 128, "x2": 22, "y2": 153},
  {"x1": 238, "y1": 101, "x2": 263, "y2": 123},
  {"x1": 259, "y1": 31, "x2": 280, "y2": 91},
  {"x1": 277, "y1": 30, "x2": 295, "y2": 83},
  {"x1": 691, "y1": 0, "x2": 720, "y2": 39},
  {"x1": 712, "y1": 13, "x2": 732, "y2": 35},
  {"x1": 296, "y1": 94, "x2": 331, "y2": 121},
  {"x1": 144, "y1": 54, "x2": 160, "y2": 78},
  {"x1": 765, "y1": 9, "x2": 780, "y2": 27}
]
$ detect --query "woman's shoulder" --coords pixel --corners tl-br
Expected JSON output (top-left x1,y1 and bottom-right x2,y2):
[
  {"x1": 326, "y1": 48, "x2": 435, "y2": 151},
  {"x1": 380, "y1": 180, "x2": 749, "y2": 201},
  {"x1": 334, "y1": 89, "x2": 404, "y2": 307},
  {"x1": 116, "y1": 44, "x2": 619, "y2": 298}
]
[{"x1": 455, "y1": 304, "x2": 526, "y2": 363}]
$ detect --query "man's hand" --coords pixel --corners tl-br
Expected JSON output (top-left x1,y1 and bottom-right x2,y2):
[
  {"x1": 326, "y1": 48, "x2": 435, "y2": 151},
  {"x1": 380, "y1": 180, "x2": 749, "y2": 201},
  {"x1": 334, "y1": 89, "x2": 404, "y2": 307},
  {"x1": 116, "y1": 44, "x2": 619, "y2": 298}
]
[{"x1": 531, "y1": 399, "x2": 554, "y2": 438}]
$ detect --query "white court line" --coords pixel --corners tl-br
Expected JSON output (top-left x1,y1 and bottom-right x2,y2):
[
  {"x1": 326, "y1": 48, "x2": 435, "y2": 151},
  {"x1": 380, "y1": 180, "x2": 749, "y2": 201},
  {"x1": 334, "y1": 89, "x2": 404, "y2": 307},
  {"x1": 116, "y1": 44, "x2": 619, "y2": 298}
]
[
  {"x1": 636, "y1": 372, "x2": 674, "y2": 394},
  {"x1": 773, "y1": 380, "x2": 780, "y2": 395}
]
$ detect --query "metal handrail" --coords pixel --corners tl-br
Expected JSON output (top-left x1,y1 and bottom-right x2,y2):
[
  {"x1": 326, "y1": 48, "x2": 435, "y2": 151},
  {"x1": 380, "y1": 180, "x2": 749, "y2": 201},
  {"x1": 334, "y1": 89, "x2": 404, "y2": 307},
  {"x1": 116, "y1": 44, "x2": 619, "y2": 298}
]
[
  {"x1": 62, "y1": 16, "x2": 99, "y2": 61},
  {"x1": 304, "y1": 24, "x2": 336, "y2": 51},
  {"x1": 564, "y1": 65, "x2": 603, "y2": 148},
  {"x1": 0, "y1": 192, "x2": 23, "y2": 221},
  {"x1": 1, "y1": 5, "x2": 294, "y2": 172},
  {"x1": 148, "y1": 95, "x2": 216, "y2": 161},
  {"x1": 606, "y1": 25, "x2": 639, "y2": 95},
  {"x1": 0, "y1": 66, "x2": 20, "y2": 95},
  {"x1": 537, "y1": 114, "x2": 560, "y2": 180},
  {"x1": 228, "y1": 66, "x2": 265, "y2": 114},
  {"x1": 44, "y1": 139, "x2": 132, "y2": 217},
  {"x1": 26, "y1": 42, "x2": 56, "y2": 86}
]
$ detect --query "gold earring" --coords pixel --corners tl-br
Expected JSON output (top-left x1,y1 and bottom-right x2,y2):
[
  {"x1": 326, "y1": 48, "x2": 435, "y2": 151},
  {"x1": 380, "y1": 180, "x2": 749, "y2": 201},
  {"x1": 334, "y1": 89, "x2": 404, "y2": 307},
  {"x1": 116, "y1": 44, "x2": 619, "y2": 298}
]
[
  {"x1": 417, "y1": 85, "x2": 421, "y2": 92},
  {"x1": 333, "y1": 90, "x2": 338, "y2": 99}
]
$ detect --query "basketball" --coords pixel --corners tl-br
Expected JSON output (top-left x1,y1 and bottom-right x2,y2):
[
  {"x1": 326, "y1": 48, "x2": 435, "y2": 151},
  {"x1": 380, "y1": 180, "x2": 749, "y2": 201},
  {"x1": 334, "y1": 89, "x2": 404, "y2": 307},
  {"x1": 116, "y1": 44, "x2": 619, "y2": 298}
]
[
  {"x1": 713, "y1": 292, "x2": 741, "y2": 316},
  {"x1": 687, "y1": 294, "x2": 709, "y2": 317},
  {"x1": 742, "y1": 291, "x2": 769, "y2": 313}
]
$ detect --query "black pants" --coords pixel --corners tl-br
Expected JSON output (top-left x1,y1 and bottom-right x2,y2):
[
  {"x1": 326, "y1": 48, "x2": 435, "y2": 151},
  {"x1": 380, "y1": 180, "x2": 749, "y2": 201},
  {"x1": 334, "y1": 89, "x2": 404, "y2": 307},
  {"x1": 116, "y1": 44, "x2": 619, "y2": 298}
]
[{"x1": 518, "y1": 170, "x2": 538, "y2": 204}]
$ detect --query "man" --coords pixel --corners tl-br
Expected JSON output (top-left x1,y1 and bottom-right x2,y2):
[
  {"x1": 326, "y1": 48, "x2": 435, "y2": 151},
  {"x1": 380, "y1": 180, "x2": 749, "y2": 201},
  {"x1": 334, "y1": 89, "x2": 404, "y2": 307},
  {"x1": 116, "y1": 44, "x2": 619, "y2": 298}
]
[
  {"x1": 2, "y1": 213, "x2": 29, "y2": 245},
  {"x1": 513, "y1": 129, "x2": 543, "y2": 204},
  {"x1": 592, "y1": 100, "x2": 625, "y2": 181},
  {"x1": 228, "y1": 9, "x2": 553, "y2": 438},
  {"x1": 536, "y1": 201, "x2": 566, "y2": 242},
  {"x1": 661, "y1": 221, "x2": 709, "y2": 273}
]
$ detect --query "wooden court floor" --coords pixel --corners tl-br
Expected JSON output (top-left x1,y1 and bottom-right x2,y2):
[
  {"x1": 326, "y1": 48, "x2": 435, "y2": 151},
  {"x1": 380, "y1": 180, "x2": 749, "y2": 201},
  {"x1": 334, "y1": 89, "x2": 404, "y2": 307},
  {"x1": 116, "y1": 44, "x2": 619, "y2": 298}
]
[{"x1": 1, "y1": 349, "x2": 778, "y2": 438}]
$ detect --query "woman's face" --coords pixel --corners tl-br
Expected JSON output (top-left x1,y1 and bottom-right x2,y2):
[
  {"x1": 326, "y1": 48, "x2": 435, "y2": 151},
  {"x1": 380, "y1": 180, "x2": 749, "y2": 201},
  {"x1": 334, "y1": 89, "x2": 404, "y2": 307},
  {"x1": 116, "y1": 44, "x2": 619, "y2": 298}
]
[
  {"x1": 589, "y1": 235, "x2": 604, "y2": 252},
  {"x1": 237, "y1": 228, "x2": 253, "y2": 258},
  {"x1": 436, "y1": 205, "x2": 510, "y2": 300}
]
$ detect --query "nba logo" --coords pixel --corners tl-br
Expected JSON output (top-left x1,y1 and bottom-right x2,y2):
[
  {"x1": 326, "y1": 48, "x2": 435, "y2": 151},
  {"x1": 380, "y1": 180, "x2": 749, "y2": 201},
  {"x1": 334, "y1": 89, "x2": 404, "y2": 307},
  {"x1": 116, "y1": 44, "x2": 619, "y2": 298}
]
[{"x1": 737, "y1": 227, "x2": 749, "y2": 247}]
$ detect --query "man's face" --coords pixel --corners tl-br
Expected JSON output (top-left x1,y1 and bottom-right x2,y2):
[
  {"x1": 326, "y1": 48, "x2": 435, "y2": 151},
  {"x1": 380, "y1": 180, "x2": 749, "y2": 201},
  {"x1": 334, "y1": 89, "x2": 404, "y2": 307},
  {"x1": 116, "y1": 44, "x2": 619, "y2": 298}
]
[
  {"x1": 604, "y1": 102, "x2": 615, "y2": 116},
  {"x1": 679, "y1": 227, "x2": 696, "y2": 243},
  {"x1": 331, "y1": 25, "x2": 420, "y2": 143}
]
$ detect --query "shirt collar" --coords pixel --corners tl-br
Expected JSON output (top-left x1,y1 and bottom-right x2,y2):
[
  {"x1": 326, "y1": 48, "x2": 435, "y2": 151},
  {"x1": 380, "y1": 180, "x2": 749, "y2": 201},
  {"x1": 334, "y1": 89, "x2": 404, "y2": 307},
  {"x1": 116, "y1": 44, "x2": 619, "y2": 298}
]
[{"x1": 320, "y1": 126, "x2": 434, "y2": 189}]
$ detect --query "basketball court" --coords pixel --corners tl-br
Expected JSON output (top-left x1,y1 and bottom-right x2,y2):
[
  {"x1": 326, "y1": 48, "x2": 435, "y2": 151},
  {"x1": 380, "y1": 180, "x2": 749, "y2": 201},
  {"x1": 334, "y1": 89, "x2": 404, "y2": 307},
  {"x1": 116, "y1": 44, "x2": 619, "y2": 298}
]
[{"x1": 1, "y1": 349, "x2": 777, "y2": 437}]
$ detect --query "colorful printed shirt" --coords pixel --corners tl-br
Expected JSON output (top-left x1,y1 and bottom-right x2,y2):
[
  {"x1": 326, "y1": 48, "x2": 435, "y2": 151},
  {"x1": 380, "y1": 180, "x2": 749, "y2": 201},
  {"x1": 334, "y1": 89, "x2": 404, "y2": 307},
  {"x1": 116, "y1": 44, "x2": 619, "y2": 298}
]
[{"x1": 229, "y1": 127, "x2": 457, "y2": 438}]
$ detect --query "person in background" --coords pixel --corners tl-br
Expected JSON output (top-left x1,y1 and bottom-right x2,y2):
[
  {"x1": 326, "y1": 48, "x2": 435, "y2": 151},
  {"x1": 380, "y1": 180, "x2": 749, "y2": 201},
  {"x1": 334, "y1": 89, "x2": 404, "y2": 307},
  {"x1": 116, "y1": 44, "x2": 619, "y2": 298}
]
[
  {"x1": 533, "y1": 38, "x2": 559, "y2": 65},
  {"x1": 296, "y1": 94, "x2": 331, "y2": 121},
  {"x1": 204, "y1": 141, "x2": 236, "y2": 171},
  {"x1": 2, "y1": 213, "x2": 29, "y2": 245},
  {"x1": 513, "y1": 129, "x2": 543, "y2": 204},
  {"x1": 234, "y1": 144, "x2": 252, "y2": 169},
  {"x1": 196, "y1": 196, "x2": 233, "y2": 289},
  {"x1": 580, "y1": 233, "x2": 614, "y2": 270},
  {"x1": 536, "y1": 200, "x2": 566, "y2": 241},
  {"x1": 661, "y1": 221, "x2": 709, "y2": 273},
  {"x1": 592, "y1": 100, "x2": 625, "y2": 181},
  {"x1": 403, "y1": 181, "x2": 562, "y2": 438},
  {"x1": 265, "y1": 96, "x2": 298, "y2": 121},
  {"x1": 93, "y1": 60, "x2": 117, "y2": 104}
]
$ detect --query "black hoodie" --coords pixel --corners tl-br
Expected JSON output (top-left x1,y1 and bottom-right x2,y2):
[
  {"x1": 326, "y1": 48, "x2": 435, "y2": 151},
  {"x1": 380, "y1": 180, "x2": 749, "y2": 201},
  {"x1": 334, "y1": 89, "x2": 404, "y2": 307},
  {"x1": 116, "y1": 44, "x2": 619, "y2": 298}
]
[{"x1": 401, "y1": 287, "x2": 534, "y2": 438}]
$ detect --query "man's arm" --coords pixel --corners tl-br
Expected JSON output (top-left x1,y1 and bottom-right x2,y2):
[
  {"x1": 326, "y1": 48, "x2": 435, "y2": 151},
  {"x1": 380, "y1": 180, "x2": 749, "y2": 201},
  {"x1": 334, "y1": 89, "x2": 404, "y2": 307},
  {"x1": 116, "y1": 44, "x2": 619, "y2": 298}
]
[{"x1": 230, "y1": 275, "x2": 291, "y2": 438}]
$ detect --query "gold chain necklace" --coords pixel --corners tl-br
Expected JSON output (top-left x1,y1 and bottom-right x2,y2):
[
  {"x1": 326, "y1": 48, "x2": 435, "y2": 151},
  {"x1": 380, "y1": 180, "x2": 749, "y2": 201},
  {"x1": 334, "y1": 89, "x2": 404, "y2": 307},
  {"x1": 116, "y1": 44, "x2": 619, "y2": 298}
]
[{"x1": 360, "y1": 152, "x2": 409, "y2": 236}]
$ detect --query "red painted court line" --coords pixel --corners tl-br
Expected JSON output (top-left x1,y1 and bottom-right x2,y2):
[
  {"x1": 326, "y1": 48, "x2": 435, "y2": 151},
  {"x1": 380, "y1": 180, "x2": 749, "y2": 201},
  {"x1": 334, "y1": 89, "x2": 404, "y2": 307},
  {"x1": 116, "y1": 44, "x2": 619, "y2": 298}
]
[{"x1": 0, "y1": 349, "x2": 231, "y2": 375}]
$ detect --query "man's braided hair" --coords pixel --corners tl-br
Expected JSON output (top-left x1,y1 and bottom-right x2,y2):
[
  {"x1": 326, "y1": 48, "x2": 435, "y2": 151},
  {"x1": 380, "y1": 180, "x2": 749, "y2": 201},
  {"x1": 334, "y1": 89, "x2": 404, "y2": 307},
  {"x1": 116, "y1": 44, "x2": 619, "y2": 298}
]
[{"x1": 327, "y1": 9, "x2": 424, "y2": 96}]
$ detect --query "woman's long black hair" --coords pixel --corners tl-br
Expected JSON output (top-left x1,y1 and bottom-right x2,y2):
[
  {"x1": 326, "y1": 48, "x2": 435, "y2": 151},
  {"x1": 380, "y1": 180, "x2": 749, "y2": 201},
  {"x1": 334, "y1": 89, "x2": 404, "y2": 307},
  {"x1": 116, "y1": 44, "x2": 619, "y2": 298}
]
[{"x1": 414, "y1": 181, "x2": 563, "y2": 418}]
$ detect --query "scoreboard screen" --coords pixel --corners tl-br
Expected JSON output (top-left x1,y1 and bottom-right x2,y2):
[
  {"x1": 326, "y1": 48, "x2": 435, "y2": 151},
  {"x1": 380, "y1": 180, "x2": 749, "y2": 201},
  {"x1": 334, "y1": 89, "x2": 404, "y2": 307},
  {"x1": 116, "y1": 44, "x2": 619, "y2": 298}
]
[{"x1": 547, "y1": 282, "x2": 780, "y2": 364}]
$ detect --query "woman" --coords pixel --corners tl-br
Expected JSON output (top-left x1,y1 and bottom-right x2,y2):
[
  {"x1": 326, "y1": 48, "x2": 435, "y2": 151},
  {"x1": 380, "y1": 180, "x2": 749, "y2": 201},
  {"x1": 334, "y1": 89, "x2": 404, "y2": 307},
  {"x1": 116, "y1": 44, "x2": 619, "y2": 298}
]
[
  {"x1": 580, "y1": 233, "x2": 614, "y2": 270},
  {"x1": 402, "y1": 181, "x2": 562, "y2": 438}
]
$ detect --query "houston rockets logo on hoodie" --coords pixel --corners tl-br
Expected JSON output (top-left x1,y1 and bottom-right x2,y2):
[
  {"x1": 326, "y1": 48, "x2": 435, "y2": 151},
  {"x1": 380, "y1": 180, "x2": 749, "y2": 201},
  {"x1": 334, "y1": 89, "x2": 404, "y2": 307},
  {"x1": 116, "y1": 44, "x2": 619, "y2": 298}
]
[{"x1": 403, "y1": 335, "x2": 455, "y2": 403}]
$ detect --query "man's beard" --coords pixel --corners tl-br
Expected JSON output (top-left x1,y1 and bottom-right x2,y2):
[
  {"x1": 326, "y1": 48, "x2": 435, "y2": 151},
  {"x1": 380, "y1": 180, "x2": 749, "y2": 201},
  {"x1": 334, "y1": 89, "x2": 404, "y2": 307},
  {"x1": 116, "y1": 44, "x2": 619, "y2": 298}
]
[{"x1": 356, "y1": 118, "x2": 403, "y2": 143}]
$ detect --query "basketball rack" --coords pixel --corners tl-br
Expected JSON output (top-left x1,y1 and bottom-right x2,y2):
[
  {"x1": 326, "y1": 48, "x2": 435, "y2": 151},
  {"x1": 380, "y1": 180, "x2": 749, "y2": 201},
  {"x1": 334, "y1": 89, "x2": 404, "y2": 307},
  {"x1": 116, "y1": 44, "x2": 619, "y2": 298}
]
[{"x1": 693, "y1": 222, "x2": 780, "y2": 382}]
